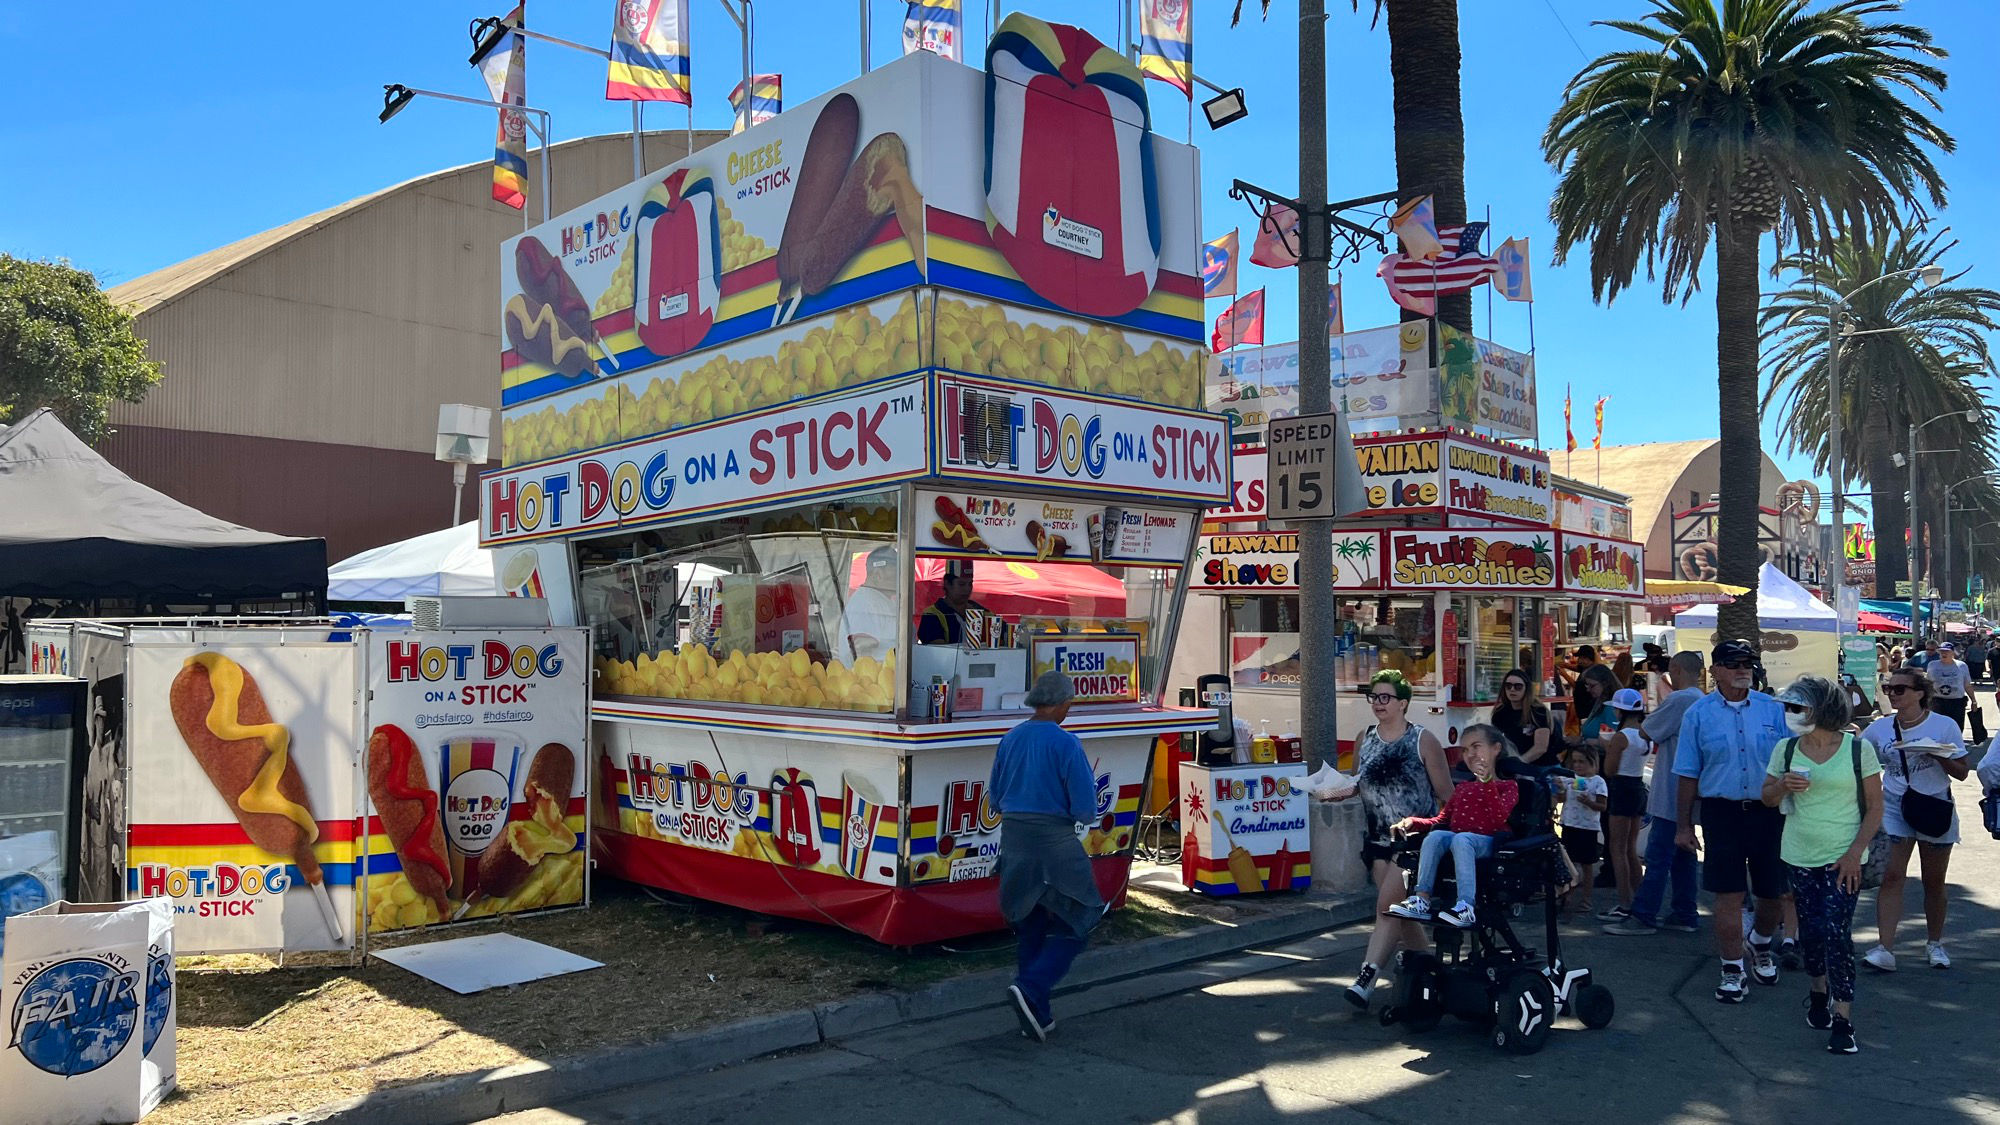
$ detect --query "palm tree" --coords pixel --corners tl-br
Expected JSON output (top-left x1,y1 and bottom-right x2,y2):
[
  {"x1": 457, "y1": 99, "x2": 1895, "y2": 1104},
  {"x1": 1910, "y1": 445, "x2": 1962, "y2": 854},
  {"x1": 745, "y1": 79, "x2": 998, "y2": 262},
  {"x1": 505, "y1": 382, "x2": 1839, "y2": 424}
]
[
  {"x1": 1761, "y1": 227, "x2": 2000, "y2": 597},
  {"x1": 1542, "y1": 0, "x2": 1951, "y2": 641}
]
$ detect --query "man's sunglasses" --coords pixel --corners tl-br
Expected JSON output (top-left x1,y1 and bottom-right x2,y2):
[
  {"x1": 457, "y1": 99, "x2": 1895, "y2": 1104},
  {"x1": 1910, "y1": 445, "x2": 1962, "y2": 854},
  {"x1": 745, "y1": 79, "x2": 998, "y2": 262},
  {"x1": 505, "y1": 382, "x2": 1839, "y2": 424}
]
[{"x1": 1715, "y1": 659, "x2": 1755, "y2": 670}]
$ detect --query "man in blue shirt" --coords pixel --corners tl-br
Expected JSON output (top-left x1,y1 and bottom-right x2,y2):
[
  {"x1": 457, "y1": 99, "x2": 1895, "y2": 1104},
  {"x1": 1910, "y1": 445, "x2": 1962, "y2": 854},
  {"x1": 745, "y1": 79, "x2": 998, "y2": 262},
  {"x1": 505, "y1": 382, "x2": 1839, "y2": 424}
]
[
  {"x1": 992, "y1": 671, "x2": 1102, "y2": 1042},
  {"x1": 1675, "y1": 638, "x2": 1789, "y2": 1003}
]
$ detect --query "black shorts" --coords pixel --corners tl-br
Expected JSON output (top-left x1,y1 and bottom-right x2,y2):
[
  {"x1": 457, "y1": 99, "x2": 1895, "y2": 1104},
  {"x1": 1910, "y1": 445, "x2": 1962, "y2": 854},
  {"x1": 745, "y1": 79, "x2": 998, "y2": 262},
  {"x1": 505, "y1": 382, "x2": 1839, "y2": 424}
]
[
  {"x1": 1562, "y1": 826, "x2": 1600, "y2": 865},
  {"x1": 1699, "y1": 797, "x2": 1789, "y2": 898},
  {"x1": 1606, "y1": 776, "x2": 1647, "y2": 818}
]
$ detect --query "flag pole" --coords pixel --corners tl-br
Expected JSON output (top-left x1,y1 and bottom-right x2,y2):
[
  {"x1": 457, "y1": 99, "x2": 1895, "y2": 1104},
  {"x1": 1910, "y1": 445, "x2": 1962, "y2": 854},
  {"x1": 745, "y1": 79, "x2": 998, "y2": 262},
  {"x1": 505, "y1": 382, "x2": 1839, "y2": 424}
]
[
  {"x1": 632, "y1": 102, "x2": 644, "y2": 179},
  {"x1": 861, "y1": 0, "x2": 871, "y2": 72},
  {"x1": 1483, "y1": 204, "x2": 1492, "y2": 339}
]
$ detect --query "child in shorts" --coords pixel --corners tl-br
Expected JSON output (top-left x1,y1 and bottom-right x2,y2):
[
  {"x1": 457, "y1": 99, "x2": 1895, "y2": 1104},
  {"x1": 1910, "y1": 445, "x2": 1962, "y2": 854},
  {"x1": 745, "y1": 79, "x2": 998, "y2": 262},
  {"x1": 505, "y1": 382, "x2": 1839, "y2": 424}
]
[{"x1": 1559, "y1": 746, "x2": 1609, "y2": 917}]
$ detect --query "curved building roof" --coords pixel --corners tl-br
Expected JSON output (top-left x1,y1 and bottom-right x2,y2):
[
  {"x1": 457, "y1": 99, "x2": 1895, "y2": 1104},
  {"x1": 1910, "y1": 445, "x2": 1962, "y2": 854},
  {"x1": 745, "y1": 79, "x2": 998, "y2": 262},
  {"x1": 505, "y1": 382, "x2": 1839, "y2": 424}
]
[{"x1": 1583, "y1": 439, "x2": 1788, "y2": 571}]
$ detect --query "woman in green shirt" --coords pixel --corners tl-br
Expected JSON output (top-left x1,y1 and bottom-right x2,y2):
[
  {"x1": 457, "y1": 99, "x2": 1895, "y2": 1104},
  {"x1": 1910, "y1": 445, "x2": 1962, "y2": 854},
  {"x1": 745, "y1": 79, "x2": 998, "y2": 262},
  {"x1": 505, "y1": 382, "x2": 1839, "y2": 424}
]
[{"x1": 1763, "y1": 676, "x2": 1884, "y2": 1056}]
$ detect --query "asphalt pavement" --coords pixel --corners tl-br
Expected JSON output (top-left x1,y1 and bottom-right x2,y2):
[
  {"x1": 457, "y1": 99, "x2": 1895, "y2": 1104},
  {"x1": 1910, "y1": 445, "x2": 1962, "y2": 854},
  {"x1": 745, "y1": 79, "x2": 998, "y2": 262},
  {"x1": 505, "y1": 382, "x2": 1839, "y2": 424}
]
[{"x1": 489, "y1": 718, "x2": 2000, "y2": 1125}]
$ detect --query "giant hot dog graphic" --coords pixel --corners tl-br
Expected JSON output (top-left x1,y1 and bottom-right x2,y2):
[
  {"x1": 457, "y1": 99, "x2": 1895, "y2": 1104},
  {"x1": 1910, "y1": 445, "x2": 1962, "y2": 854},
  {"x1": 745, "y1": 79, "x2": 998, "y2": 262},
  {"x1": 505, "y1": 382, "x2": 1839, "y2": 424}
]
[
  {"x1": 365, "y1": 723, "x2": 452, "y2": 917},
  {"x1": 476, "y1": 742, "x2": 577, "y2": 900},
  {"x1": 772, "y1": 93, "x2": 925, "y2": 324},
  {"x1": 169, "y1": 652, "x2": 345, "y2": 941}
]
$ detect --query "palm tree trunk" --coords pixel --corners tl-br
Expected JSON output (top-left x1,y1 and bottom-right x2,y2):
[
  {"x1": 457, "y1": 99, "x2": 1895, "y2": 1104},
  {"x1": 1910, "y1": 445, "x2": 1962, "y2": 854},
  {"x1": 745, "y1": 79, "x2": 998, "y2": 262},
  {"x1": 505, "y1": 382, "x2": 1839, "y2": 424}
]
[
  {"x1": 1864, "y1": 407, "x2": 1906, "y2": 599},
  {"x1": 1714, "y1": 228, "x2": 1763, "y2": 642},
  {"x1": 1384, "y1": 0, "x2": 1470, "y2": 335}
]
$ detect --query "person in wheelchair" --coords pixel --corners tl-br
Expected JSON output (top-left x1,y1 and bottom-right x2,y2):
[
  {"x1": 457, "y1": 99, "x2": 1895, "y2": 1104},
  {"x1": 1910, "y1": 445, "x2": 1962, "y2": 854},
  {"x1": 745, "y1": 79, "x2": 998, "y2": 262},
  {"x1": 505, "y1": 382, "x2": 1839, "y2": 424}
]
[{"x1": 1385, "y1": 726, "x2": 1519, "y2": 929}]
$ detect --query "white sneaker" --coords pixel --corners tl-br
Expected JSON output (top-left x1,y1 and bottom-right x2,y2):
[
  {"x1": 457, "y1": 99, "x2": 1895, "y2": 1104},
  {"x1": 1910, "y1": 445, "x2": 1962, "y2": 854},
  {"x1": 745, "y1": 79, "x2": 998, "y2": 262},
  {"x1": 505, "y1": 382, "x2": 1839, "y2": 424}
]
[
  {"x1": 1863, "y1": 946, "x2": 1898, "y2": 973},
  {"x1": 1927, "y1": 941, "x2": 1951, "y2": 969},
  {"x1": 1385, "y1": 895, "x2": 1433, "y2": 921}
]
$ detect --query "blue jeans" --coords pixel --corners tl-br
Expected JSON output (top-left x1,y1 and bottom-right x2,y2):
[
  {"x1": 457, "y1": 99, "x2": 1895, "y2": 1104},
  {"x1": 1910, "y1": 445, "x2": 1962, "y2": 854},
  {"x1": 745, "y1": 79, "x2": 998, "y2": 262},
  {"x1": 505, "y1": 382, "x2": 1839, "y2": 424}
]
[
  {"x1": 1014, "y1": 906, "x2": 1088, "y2": 1023},
  {"x1": 1631, "y1": 815, "x2": 1699, "y2": 925},
  {"x1": 1415, "y1": 830, "x2": 1496, "y2": 906}
]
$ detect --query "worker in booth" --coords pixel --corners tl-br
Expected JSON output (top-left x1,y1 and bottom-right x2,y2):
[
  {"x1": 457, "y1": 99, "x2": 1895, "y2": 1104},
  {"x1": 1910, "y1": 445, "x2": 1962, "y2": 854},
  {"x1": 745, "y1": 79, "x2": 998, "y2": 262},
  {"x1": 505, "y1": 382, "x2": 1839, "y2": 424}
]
[
  {"x1": 918, "y1": 561, "x2": 992, "y2": 645},
  {"x1": 838, "y1": 545, "x2": 902, "y2": 664}
]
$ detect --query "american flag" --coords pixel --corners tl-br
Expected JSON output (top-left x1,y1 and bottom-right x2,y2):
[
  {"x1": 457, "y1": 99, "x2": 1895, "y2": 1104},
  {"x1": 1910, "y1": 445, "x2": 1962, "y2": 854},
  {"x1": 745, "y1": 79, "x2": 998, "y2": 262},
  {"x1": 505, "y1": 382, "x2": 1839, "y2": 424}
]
[{"x1": 1384, "y1": 220, "x2": 1496, "y2": 302}]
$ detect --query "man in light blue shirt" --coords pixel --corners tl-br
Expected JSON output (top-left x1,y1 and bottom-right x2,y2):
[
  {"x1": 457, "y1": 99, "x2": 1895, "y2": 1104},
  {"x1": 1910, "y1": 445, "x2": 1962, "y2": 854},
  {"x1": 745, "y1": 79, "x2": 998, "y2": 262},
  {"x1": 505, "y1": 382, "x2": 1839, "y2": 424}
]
[{"x1": 1675, "y1": 638, "x2": 1789, "y2": 1003}]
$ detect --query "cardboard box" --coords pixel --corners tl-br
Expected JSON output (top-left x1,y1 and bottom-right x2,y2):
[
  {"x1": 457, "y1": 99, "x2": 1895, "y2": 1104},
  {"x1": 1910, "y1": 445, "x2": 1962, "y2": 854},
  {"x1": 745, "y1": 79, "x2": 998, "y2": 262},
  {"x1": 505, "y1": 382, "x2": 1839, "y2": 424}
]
[{"x1": 2, "y1": 899, "x2": 176, "y2": 1123}]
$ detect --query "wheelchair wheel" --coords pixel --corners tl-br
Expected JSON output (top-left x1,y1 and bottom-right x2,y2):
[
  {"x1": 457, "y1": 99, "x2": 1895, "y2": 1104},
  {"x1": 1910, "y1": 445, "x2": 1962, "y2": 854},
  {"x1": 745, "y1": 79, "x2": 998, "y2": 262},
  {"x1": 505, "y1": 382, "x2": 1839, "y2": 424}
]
[
  {"x1": 1574, "y1": 982, "x2": 1615, "y2": 1029},
  {"x1": 1491, "y1": 971, "x2": 1556, "y2": 1055}
]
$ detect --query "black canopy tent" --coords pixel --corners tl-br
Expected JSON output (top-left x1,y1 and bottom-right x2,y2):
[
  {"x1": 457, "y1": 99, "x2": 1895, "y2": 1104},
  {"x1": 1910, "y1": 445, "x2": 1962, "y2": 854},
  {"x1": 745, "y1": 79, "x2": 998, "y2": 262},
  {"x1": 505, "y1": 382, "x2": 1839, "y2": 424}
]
[{"x1": 0, "y1": 409, "x2": 327, "y2": 605}]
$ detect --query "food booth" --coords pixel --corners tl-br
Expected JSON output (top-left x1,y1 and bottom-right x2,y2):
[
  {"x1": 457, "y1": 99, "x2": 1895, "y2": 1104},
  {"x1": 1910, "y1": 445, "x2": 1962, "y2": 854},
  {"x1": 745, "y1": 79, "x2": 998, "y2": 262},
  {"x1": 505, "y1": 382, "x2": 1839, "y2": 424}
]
[
  {"x1": 479, "y1": 24, "x2": 1230, "y2": 944},
  {"x1": 1187, "y1": 436, "x2": 1645, "y2": 755}
]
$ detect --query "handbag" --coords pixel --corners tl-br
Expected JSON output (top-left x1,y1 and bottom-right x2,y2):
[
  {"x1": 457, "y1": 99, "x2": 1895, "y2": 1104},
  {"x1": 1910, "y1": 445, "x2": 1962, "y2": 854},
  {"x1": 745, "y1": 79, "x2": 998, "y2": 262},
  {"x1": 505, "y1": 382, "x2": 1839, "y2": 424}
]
[
  {"x1": 1898, "y1": 746, "x2": 1957, "y2": 839},
  {"x1": 1972, "y1": 699, "x2": 1989, "y2": 744}
]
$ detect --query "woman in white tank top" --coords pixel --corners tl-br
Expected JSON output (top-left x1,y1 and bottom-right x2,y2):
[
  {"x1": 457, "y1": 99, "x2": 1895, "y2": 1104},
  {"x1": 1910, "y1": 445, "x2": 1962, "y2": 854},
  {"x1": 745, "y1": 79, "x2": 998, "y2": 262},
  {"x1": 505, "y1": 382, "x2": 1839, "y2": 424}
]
[{"x1": 1599, "y1": 689, "x2": 1653, "y2": 921}]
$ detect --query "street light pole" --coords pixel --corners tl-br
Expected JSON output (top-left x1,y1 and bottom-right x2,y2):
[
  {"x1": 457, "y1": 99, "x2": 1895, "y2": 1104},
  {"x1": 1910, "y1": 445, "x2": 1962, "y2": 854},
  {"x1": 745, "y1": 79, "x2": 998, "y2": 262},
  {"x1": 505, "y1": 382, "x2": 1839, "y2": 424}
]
[
  {"x1": 379, "y1": 85, "x2": 552, "y2": 226},
  {"x1": 1295, "y1": 0, "x2": 1339, "y2": 766}
]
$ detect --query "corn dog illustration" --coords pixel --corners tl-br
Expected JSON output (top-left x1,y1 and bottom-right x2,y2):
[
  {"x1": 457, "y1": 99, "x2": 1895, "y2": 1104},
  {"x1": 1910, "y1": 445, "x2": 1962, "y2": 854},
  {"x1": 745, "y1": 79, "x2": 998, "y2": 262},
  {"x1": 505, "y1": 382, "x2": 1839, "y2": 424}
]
[
  {"x1": 471, "y1": 742, "x2": 578, "y2": 908},
  {"x1": 365, "y1": 724, "x2": 451, "y2": 917},
  {"x1": 169, "y1": 652, "x2": 343, "y2": 941},
  {"x1": 772, "y1": 93, "x2": 924, "y2": 324}
]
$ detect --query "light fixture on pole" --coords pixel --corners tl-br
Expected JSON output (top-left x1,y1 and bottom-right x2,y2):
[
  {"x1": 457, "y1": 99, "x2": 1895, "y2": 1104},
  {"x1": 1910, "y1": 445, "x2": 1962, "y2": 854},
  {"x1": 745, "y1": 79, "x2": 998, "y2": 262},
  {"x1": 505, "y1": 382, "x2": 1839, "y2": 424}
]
[
  {"x1": 468, "y1": 13, "x2": 646, "y2": 182},
  {"x1": 1900, "y1": 408, "x2": 1978, "y2": 638},
  {"x1": 377, "y1": 84, "x2": 554, "y2": 226},
  {"x1": 1822, "y1": 260, "x2": 1943, "y2": 658},
  {"x1": 1124, "y1": 47, "x2": 1248, "y2": 130},
  {"x1": 437, "y1": 405, "x2": 495, "y2": 528}
]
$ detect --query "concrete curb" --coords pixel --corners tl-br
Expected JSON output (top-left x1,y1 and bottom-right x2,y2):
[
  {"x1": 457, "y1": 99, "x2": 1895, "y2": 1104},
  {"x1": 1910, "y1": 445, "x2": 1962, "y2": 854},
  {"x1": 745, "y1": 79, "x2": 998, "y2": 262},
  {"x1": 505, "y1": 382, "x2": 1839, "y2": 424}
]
[{"x1": 252, "y1": 891, "x2": 1373, "y2": 1125}]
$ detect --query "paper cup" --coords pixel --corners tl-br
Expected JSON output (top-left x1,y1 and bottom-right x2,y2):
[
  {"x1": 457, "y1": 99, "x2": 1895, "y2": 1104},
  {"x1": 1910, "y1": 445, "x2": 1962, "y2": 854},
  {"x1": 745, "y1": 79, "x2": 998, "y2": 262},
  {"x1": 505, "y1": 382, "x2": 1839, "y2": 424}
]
[
  {"x1": 838, "y1": 770, "x2": 885, "y2": 881},
  {"x1": 500, "y1": 549, "x2": 545, "y2": 598}
]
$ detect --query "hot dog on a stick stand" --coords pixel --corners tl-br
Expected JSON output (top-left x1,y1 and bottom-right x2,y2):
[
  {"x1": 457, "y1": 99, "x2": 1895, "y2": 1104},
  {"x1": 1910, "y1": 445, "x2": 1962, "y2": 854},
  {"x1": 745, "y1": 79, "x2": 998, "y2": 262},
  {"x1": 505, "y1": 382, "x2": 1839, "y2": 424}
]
[{"x1": 479, "y1": 20, "x2": 1228, "y2": 944}]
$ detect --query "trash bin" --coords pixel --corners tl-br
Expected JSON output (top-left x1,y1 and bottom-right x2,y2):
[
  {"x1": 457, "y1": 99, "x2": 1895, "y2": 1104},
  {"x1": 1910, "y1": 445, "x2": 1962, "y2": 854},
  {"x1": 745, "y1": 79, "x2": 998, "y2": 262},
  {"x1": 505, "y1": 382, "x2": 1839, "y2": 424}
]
[{"x1": 1, "y1": 899, "x2": 176, "y2": 1123}]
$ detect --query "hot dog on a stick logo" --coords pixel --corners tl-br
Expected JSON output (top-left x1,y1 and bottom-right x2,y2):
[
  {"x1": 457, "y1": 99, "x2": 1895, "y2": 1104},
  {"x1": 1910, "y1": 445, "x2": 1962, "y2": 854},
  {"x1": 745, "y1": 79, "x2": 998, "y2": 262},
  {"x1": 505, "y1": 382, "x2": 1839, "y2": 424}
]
[{"x1": 384, "y1": 639, "x2": 564, "y2": 708}]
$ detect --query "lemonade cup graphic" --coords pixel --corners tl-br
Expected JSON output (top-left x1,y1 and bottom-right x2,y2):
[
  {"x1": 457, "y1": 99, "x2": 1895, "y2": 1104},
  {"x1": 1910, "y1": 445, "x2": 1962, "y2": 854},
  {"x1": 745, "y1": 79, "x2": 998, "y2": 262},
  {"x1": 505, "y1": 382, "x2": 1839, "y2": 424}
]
[
  {"x1": 439, "y1": 733, "x2": 525, "y2": 899},
  {"x1": 500, "y1": 549, "x2": 545, "y2": 598}
]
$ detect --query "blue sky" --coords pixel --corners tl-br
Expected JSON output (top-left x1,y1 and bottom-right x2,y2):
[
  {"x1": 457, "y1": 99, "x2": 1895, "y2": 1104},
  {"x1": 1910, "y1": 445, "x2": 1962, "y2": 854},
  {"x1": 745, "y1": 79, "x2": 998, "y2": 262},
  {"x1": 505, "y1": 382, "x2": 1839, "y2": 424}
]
[{"x1": 3, "y1": 0, "x2": 1993, "y2": 501}]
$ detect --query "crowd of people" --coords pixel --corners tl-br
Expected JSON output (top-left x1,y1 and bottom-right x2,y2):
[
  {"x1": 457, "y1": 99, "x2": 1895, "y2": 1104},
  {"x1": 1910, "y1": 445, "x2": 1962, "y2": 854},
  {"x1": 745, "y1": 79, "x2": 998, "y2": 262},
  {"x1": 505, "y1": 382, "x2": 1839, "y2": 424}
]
[{"x1": 1327, "y1": 638, "x2": 1996, "y2": 1057}]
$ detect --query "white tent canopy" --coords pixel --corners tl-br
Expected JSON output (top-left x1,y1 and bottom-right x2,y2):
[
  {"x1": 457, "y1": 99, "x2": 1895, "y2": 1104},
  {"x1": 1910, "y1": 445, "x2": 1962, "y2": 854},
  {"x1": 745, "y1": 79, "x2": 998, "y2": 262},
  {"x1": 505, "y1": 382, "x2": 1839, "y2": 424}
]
[
  {"x1": 1674, "y1": 563, "x2": 1835, "y2": 632},
  {"x1": 329, "y1": 522, "x2": 494, "y2": 602}
]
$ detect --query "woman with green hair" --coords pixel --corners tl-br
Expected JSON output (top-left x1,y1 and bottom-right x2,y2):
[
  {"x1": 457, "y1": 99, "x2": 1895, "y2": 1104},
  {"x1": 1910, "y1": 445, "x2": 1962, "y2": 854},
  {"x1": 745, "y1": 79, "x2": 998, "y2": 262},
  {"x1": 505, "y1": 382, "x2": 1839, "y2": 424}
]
[{"x1": 1326, "y1": 669, "x2": 1453, "y2": 1009}]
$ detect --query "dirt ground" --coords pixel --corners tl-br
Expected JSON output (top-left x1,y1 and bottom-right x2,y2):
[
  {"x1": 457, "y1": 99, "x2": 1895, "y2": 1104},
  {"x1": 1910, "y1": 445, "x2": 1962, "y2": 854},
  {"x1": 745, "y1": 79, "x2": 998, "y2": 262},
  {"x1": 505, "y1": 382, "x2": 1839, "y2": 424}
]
[{"x1": 151, "y1": 870, "x2": 1305, "y2": 1124}]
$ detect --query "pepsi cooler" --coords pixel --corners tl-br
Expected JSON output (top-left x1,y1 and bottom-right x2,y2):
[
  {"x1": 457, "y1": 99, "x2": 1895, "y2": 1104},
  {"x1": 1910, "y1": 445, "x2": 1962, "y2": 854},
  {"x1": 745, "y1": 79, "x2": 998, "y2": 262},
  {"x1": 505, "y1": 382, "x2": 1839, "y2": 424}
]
[{"x1": 0, "y1": 676, "x2": 87, "y2": 949}]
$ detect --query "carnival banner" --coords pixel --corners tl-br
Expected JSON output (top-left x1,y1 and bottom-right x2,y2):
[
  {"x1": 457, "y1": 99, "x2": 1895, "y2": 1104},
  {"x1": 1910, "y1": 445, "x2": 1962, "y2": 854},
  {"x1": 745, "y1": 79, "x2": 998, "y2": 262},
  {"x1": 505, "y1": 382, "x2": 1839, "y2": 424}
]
[
  {"x1": 1556, "y1": 532, "x2": 1644, "y2": 600},
  {"x1": 918, "y1": 489, "x2": 1194, "y2": 565},
  {"x1": 934, "y1": 374, "x2": 1231, "y2": 504},
  {"x1": 484, "y1": 377, "x2": 932, "y2": 545},
  {"x1": 1205, "y1": 322, "x2": 1433, "y2": 434},
  {"x1": 124, "y1": 636, "x2": 361, "y2": 954},
  {"x1": 360, "y1": 628, "x2": 589, "y2": 934},
  {"x1": 1437, "y1": 324, "x2": 1537, "y2": 439},
  {"x1": 1386, "y1": 530, "x2": 1557, "y2": 592}
]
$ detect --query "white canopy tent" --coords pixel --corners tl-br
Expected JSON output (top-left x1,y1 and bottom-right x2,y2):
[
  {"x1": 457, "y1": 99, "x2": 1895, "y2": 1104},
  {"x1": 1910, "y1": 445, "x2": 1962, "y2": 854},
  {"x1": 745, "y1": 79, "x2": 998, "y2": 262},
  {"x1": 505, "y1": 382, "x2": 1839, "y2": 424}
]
[
  {"x1": 329, "y1": 522, "x2": 494, "y2": 602},
  {"x1": 1675, "y1": 562, "x2": 1838, "y2": 685}
]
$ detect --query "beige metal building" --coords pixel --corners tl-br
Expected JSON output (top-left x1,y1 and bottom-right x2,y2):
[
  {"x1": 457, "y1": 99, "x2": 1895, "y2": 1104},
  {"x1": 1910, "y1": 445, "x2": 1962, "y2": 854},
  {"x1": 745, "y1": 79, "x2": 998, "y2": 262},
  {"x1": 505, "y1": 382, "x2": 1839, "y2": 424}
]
[{"x1": 104, "y1": 130, "x2": 722, "y2": 562}]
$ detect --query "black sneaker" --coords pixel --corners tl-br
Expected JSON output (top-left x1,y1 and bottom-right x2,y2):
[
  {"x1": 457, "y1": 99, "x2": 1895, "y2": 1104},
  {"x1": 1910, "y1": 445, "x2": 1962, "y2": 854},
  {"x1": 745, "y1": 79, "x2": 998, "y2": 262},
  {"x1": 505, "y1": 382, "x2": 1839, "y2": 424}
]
[
  {"x1": 1779, "y1": 940, "x2": 1805, "y2": 973},
  {"x1": 1345, "y1": 963, "x2": 1379, "y2": 1010},
  {"x1": 1805, "y1": 991, "x2": 1832, "y2": 1031},
  {"x1": 1828, "y1": 1016, "x2": 1858, "y2": 1054},
  {"x1": 1007, "y1": 984, "x2": 1047, "y2": 1043}
]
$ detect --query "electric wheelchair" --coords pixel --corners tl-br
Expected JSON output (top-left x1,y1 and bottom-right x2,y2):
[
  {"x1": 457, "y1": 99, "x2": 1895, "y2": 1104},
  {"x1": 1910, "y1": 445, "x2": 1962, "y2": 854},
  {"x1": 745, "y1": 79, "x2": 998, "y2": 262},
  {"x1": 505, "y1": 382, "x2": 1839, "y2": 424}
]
[{"x1": 1376, "y1": 761, "x2": 1616, "y2": 1054}]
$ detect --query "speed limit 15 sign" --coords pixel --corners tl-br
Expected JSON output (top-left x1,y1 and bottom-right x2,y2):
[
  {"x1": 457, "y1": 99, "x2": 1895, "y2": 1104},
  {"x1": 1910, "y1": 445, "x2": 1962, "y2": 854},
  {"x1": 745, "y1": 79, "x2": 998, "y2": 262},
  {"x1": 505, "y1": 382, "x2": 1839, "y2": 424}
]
[{"x1": 1265, "y1": 411, "x2": 1344, "y2": 521}]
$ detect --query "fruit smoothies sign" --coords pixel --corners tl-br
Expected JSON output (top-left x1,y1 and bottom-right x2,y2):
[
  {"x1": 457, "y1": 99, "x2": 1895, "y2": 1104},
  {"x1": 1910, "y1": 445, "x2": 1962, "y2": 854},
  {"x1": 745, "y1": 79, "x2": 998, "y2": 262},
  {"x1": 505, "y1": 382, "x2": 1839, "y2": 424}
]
[
  {"x1": 935, "y1": 375, "x2": 1231, "y2": 503},
  {"x1": 362, "y1": 629, "x2": 589, "y2": 933},
  {"x1": 1442, "y1": 436, "x2": 1552, "y2": 526},
  {"x1": 1388, "y1": 530, "x2": 1557, "y2": 591},
  {"x1": 499, "y1": 31, "x2": 1203, "y2": 410},
  {"x1": 1030, "y1": 635, "x2": 1140, "y2": 704},
  {"x1": 124, "y1": 637, "x2": 361, "y2": 954},
  {"x1": 482, "y1": 377, "x2": 929, "y2": 546},
  {"x1": 1557, "y1": 532, "x2": 1645, "y2": 600}
]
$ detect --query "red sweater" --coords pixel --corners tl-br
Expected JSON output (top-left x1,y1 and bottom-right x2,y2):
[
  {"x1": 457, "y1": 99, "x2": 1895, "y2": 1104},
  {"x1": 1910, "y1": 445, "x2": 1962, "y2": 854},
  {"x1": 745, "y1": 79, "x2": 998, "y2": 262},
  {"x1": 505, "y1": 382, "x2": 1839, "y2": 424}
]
[{"x1": 1408, "y1": 778, "x2": 1518, "y2": 835}]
